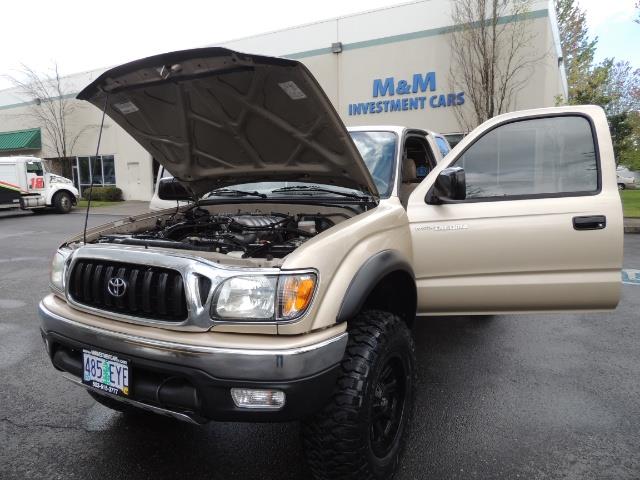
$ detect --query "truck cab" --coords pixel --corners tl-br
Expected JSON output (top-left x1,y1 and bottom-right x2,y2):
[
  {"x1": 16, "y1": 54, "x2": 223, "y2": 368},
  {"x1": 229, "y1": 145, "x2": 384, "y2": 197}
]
[{"x1": 0, "y1": 156, "x2": 79, "y2": 213}]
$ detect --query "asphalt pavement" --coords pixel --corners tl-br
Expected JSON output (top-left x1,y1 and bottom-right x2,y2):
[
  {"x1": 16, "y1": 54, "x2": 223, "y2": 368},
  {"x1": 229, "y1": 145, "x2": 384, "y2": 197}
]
[{"x1": 1, "y1": 209, "x2": 639, "y2": 479}]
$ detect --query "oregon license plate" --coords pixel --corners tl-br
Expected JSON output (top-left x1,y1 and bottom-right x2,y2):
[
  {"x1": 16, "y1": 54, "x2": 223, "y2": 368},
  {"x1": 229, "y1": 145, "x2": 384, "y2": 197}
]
[{"x1": 82, "y1": 349, "x2": 130, "y2": 396}]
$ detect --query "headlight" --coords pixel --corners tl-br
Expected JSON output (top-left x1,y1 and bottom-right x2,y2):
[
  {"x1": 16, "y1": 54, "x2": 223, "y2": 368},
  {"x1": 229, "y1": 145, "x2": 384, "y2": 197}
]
[
  {"x1": 212, "y1": 272, "x2": 317, "y2": 322},
  {"x1": 50, "y1": 248, "x2": 72, "y2": 295},
  {"x1": 213, "y1": 276, "x2": 277, "y2": 320},
  {"x1": 49, "y1": 175, "x2": 72, "y2": 184}
]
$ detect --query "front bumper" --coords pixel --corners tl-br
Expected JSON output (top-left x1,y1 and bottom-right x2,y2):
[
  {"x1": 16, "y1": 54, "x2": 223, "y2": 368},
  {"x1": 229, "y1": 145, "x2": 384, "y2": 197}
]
[{"x1": 38, "y1": 298, "x2": 347, "y2": 422}]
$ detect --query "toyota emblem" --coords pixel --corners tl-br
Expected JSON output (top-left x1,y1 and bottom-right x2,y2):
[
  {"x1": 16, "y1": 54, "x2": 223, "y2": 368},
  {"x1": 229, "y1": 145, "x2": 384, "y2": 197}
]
[{"x1": 107, "y1": 277, "x2": 127, "y2": 297}]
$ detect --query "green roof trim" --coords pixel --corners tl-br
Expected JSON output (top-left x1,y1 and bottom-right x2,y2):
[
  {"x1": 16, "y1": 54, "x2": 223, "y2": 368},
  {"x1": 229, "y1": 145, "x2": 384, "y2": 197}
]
[{"x1": 0, "y1": 128, "x2": 41, "y2": 152}]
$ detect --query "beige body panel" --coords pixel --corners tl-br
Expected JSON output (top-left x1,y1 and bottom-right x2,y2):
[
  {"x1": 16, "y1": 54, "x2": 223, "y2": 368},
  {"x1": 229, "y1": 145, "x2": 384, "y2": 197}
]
[
  {"x1": 407, "y1": 105, "x2": 623, "y2": 314},
  {"x1": 42, "y1": 293, "x2": 346, "y2": 349},
  {"x1": 409, "y1": 195, "x2": 622, "y2": 314},
  {"x1": 279, "y1": 197, "x2": 412, "y2": 334}
]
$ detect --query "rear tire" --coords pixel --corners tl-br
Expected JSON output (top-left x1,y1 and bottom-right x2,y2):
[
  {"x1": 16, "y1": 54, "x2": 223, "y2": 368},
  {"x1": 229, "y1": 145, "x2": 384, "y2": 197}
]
[
  {"x1": 618, "y1": 183, "x2": 626, "y2": 190},
  {"x1": 53, "y1": 191, "x2": 73, "y2": 213},
  {"x1": 303, "y1": 310, "x2": 415, "y2": 480}
]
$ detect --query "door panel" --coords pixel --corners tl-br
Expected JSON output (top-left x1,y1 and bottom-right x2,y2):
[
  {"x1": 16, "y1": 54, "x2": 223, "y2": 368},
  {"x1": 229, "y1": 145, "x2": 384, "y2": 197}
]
[
  {"x1": 26, "y1": 161, "x2": 45, "y2": 193},
  {"x1": 407, "y1": 106, "x2": 623, "y2": 314}
]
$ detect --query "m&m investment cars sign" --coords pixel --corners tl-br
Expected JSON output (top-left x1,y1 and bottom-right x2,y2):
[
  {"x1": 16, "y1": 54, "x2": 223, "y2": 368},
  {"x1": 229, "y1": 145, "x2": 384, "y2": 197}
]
[{"x1": 348, "y1": 72, "x2": 464, "y2": 116}]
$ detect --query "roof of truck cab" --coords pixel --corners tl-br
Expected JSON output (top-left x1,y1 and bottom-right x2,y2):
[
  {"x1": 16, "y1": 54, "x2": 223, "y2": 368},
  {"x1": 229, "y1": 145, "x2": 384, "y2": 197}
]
[
  {"x1": 347, "y1": 125, "x2": 431, "y2": 136},
  {"x1": 0, "y1": 156, "x2": 41, "y2": 164}
]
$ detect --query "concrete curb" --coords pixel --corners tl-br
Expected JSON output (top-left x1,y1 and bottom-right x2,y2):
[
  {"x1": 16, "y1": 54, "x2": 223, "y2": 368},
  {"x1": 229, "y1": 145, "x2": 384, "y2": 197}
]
[{"x1": 624, "y1": 218, "x2": 640, "y2": 234}]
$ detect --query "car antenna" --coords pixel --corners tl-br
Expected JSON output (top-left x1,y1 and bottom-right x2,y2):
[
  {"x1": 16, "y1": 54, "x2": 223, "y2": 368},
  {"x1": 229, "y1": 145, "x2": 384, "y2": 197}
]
[{"x1": 83, "y1": 94, "x2": 109, "y2": 245}]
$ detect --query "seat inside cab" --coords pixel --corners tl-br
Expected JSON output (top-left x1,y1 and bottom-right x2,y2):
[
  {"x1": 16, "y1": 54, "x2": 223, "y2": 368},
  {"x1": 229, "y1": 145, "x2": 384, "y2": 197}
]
[{"x1": 399, "y1": 135, "x2": 437, "y2": 207}]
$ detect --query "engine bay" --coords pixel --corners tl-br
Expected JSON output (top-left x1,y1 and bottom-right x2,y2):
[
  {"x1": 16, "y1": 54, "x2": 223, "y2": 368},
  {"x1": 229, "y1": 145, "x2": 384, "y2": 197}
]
[{"x1": 96, "y1": 207, "x2": 337, "y2": 259}]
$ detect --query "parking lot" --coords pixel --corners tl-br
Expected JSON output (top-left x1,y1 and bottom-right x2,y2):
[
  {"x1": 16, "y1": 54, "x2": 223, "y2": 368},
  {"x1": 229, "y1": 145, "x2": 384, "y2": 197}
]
[{"x1": 1, "y1": 209, "x2": 639, "y2": 479}]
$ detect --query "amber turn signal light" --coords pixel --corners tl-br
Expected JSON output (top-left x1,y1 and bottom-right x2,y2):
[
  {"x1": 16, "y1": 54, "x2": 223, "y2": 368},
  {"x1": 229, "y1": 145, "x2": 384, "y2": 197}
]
[{"x1": 278, "y1": 274, "x2": 316, "y2": 320}]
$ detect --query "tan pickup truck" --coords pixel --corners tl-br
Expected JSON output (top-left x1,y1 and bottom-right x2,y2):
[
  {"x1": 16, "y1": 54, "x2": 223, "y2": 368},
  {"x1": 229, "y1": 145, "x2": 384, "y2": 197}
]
[{"x1": 39, "y1": 48, "x2": 623, "y2": 480}]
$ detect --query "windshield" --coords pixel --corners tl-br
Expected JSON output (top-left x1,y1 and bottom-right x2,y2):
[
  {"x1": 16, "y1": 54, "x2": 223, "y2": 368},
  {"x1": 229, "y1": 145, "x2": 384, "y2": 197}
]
[
  {"x1": 349, "y1": 131, "x2": 397, "y2": 197},
  {"x1": 161, "y1": 130, "x2": 398, "y2": 199}
]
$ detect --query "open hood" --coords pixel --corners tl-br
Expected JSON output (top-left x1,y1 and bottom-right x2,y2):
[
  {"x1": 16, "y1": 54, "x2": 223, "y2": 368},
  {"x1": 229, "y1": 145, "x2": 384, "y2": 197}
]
[{"x1": 77, "y1": 47, "x2": 378, "y2": 198}]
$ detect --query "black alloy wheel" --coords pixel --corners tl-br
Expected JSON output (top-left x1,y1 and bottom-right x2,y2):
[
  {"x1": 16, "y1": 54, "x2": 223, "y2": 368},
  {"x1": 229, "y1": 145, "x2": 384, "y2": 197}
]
[
  {"x1": 303, "y1": 310, "x2": 415, "y2": 480},
  {"x1": 370, "y1": 354, "x2": 407, "y2": 459}
]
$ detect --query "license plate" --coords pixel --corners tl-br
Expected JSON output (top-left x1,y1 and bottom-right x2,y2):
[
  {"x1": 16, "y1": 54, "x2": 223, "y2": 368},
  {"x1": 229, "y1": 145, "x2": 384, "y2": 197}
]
[{"x1": 82, "y1": 349, "x2": 130, "y2": 396}]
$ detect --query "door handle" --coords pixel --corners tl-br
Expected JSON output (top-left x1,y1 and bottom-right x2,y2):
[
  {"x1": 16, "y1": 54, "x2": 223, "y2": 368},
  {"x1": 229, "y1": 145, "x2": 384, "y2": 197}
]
[{"x1": 573, "y1": 215, "x2": 606, "y2": 230}]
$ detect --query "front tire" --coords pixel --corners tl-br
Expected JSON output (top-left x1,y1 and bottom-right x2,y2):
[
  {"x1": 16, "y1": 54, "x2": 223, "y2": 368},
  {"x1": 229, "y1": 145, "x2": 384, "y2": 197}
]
[
  {"x1": 53, "y1": 191, "x2": 73, "y2": 213},
  {"x1": 303, "y1": 310, "x2": 415, "y2": 480},
  {"x1": 618, "y1": 183, "x2": 626, "y2": 190}
]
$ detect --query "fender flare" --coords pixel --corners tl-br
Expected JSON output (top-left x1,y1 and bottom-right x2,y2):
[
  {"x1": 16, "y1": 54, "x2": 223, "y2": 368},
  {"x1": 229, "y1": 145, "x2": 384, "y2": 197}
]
[{"x1": 336, "y1": 249, "x2": 415, "y2": 323}]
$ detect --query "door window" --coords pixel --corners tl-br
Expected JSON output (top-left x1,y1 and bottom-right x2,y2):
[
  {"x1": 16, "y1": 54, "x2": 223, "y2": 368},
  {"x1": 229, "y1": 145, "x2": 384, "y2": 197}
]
[
  {"x1": 78, "y1": 157, "x2": 91, "y2": 185},
  {"x1": 405, "y1": 135, "x2": 436, "y2": 180},
  {"x1": 26, "y1": 161, "x2": 44, "y2": 176},
  {"x1": 74, "y1": 155, "x2": 116, "y2": 195},
  {"x1": 102, "y1": 156, "x2": 115, "y2": 184},
  {"x1": 444, "y1": 133, "x2": 465, "y2": 148},
  {"x1": 455, "y1": 116, "x2": 598, "y2": 200}
]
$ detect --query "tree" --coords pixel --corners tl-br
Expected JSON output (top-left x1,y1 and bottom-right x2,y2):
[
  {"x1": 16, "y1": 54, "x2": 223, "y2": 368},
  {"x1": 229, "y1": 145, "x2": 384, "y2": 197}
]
[
  {"x1": 568, "y1": 58, "x2": 614, "y2": 108},
  {"x1": 604, "y1": 60, "x2": 640, "y2": 116},
  {"x1": 554, "y1": 1, "x2": 640, "y2": 167},
  {"x1": 572, "y1": 60, "x2": 640, "y2": 165},
  {"x1": 608, "y1": 112, "x2": 632, "y2": 160},
  {"x1": 448, "y1": 0, "x2": 545, "y2": 131},
  {"x1": 619, "y1": 111, "x2": 640, "y2": 170},
  {"x1": 5, "y1": 63, "x2": 93, "y2": 165},
  {"x1": 554, "y1": 0, "x2": 599, "y2": 103},
  {"x1": 604, "y1": 61, "x2": 640, "y2": 161}
]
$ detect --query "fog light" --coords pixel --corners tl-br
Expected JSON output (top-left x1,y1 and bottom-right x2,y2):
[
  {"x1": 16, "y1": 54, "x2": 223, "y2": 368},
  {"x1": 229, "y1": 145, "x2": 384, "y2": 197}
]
[{"x1": 230, "y1": 388, "x2": 286, "y2": 409}]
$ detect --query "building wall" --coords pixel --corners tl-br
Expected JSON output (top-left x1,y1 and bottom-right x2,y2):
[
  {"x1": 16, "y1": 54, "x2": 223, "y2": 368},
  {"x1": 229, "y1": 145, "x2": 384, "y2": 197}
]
[
  {"x1": 68, "y1": 102, "x2": 155, "y2": 201},
  {"x1": 0, "y1": 96, "x2": 155, "y2": 201},
  {"x1": 0, "y1": 0, "x2": 566, "y2": 201},
  {"x1": 220, "y1": 0, "x2": 565, "y2": 134}
]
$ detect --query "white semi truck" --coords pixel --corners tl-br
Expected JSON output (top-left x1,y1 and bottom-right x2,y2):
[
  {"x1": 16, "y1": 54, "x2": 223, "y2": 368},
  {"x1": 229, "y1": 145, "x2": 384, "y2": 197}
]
[{"x1": 0, "y1": 156, "x2": 79, "y2": 214}]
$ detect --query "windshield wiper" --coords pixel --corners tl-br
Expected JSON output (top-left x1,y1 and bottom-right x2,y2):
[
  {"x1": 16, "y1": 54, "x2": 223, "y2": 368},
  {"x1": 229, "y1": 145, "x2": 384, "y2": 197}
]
[
  {"x1": 270, "y1": 185, "x2": 370, "y2": 200},
  {"x1": 206, "y1": 188, "x2": 267, "y2": 199}
]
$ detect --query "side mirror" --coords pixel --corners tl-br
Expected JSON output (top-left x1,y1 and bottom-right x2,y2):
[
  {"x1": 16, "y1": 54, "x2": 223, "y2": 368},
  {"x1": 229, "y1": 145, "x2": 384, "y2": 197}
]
[
  {"x1": 158, "y1": 177, "x2": 191, "y2": 201},
  {"x1": 426, "y1": 167, "x2": 466, "y2": 204}
]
